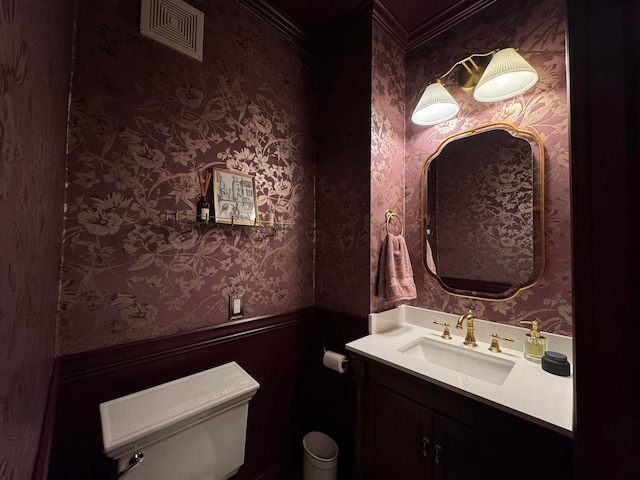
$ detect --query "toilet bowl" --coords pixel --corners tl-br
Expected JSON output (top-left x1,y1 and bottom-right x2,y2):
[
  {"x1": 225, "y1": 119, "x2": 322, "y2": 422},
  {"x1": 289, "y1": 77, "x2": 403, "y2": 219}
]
[{"x1": 99, "y1": 361, "x2": 260, "y2": 479}]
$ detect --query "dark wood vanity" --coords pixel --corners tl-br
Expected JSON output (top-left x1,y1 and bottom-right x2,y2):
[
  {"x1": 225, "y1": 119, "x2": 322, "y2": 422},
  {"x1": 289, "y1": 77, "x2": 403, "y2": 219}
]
[{"x1": 351, "y1": 354, "x2": 572, "y2": 480}]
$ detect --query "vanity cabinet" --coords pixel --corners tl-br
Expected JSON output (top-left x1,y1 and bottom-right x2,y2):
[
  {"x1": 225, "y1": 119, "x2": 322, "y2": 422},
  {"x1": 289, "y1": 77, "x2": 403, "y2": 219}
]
[
  {"x1": 365, "y1": 382, "x2": 483, "y2": 479},
  {"x1": 352, "y1": 354, "x2": 572, "y2": 480}
]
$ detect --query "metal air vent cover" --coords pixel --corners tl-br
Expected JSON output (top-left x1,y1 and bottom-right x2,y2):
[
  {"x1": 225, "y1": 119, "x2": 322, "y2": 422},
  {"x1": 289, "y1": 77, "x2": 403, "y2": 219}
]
[{"x1": 140, "y1": 0, "x2": 204, "y2": 61}]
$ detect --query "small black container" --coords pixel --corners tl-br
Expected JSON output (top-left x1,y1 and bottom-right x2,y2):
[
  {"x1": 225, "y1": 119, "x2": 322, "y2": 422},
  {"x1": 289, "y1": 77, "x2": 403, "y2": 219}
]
[{"x1": 541, "y1": 351, "x2": 571, "y2": 376}]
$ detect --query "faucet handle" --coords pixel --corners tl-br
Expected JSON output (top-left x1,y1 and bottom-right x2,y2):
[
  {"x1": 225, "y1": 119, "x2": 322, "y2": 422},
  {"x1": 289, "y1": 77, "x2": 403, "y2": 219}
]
[
  {"x1": 488, "y1": 333, "x2": 514, "y2": 353},
  {"x1": 433, "y1": 321, "x2": 452, "y2": 340}
]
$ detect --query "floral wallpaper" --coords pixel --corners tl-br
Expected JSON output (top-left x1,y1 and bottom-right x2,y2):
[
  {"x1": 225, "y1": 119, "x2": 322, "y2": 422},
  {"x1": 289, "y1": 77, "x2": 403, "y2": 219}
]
[
  {"x1": 314, "y1": 21, "x2": 373, "y2": 318},
  {"x1": 404, "y1": 0, "x2": 572, "y2": 335},
  {"x1": 0, "y1": 0, "x2": 74, "y2": 476},
  {"x1": 370, "y1": 19, "x2": 408, "y2": 313},
  {"x1": 56, "y1": 0, "x2": 572, "y2": 349},
  {"x1": 0, "y1": 0, "x2": 572, "y2": 475},
  {"x1": 57, "y1": 0, "x2": 317, "y2": 354}
]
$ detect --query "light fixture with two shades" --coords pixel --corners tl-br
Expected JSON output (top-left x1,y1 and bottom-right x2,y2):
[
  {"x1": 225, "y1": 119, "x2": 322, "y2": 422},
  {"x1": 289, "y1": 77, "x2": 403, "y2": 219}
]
[{"x1": 411, "y1": 48, "x2": 538, "y2": 126}]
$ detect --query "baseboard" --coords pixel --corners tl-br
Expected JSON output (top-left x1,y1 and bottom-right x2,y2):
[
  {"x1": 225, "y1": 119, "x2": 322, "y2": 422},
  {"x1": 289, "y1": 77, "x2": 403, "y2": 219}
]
[{"x1": 31, "y1": 359, "x2": 59, "y2": 480}]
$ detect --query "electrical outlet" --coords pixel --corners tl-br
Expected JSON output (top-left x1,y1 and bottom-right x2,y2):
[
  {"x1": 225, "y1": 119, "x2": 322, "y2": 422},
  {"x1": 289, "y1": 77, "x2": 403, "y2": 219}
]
[{"x1": 229, "y1": 294, "x2": 244, "y2": 319}]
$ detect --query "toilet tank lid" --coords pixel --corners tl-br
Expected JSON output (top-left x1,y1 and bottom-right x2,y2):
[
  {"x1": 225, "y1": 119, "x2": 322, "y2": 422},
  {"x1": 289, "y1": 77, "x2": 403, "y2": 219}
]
[{"x1": 99, "y1": 361, "x2": 260, "y2": 455}]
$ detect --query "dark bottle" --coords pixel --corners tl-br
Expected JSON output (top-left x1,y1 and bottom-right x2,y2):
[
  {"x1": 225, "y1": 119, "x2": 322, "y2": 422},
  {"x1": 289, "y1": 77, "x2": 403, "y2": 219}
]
[{"x1": 196, "y1": 195, "x2": 210, "y2": 222}]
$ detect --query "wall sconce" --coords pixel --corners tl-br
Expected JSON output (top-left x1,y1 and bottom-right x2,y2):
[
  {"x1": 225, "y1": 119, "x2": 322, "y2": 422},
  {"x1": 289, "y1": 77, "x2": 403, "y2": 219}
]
[{"x1": 411, "y1": 48, "x2": 538, "y2": 126}]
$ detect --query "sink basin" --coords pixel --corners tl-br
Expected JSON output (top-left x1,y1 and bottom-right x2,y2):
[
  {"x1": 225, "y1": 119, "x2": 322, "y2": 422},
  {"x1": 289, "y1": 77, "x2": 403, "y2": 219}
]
[{"x1": 398, "y1": 337, "x2": 515, "y2": 385}]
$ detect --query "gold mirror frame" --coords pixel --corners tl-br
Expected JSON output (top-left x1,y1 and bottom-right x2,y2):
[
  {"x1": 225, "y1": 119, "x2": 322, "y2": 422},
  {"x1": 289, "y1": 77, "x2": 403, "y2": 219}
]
[{"x1": 420, "y1": 122, "x2": 545, "y2": 301}]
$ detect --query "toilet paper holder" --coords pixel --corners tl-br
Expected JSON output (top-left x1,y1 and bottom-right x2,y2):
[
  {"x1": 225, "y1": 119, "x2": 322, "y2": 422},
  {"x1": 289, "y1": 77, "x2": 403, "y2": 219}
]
[{"x1": 323, "y1": 348, "x2": 350, "y2": 373}]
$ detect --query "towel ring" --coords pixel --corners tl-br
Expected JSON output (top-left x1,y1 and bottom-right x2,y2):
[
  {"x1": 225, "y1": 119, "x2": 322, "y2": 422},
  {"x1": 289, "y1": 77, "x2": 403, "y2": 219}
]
[{"x1": 385, "y1": 209, "x2": 404, "y2": 236}]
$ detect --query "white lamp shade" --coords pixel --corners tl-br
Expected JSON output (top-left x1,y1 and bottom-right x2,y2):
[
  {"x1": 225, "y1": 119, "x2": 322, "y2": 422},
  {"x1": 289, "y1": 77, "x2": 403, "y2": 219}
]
[
  {"x1": 473, "y1": 48, "x2": 538, "y2": 102},
  {"x1": 411, "y1": 82, "x2": 460, "y2": 126}
]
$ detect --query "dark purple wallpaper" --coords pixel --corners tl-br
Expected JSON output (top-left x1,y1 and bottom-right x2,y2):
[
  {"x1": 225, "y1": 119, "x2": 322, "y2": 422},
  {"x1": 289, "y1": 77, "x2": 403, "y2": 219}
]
[
  {"x1": 404, "y1": 0, "x2": 571, "y2": 335},
  {"x1": 57, "y1": 0, "x2": 317, "y2": 354},
  {"x1": 314, "y1": 20, "x2": 373, "y2": 317},
  {"x1": 369, "y1": 17, "x2": 409, "y2": 313},
  {"x1": 0, "y1": 0, "x2": 74, "y2": 476},
  {"x1": 0, "y1": 0, "x2": 572, "y2": 476}
]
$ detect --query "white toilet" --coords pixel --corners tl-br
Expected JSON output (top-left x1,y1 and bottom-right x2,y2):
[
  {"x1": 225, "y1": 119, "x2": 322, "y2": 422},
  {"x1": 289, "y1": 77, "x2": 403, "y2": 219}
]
[{"x1": 99, "y1": 361, "x2": 260, "y2": 479}]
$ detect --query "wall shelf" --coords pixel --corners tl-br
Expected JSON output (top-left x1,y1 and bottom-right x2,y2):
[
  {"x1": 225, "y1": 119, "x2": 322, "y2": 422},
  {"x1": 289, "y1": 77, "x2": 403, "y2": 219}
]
[{"x1": 163, "y1": 212, "x2": 291, "y2": 237}]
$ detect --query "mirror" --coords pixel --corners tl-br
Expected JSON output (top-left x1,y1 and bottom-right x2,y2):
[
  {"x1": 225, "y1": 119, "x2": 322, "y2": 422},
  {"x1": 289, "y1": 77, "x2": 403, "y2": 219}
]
[{"x1": 421, "y1": 123, "x2": 544, "y2": 300}]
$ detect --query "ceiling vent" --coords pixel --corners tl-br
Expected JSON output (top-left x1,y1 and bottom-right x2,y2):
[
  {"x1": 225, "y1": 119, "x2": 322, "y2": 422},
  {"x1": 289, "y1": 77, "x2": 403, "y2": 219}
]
[{"x1": 140, "y1": 0, "x2": 204, "y2": 61}]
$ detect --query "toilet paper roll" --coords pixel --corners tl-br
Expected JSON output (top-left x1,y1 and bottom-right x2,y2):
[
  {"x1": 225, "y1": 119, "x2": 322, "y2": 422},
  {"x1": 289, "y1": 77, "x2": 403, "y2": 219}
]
[{"x1": 323, "y1": 350, "x2": 348, "y2": 373}]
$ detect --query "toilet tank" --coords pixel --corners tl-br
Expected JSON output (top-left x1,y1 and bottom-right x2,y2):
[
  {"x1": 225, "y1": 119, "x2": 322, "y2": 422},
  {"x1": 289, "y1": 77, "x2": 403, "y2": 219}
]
[{"x1": 99, "y1": 361, "x2": 260, "y2": 480}]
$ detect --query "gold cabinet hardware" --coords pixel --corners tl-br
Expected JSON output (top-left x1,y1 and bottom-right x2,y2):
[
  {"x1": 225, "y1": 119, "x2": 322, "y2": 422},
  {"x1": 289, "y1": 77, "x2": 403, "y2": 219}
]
[
  {"x1": 422, "y1": 437, "x2": 430, "y2": 457},
  {"x1": 488, "y1": 333, "x2": 514, "y2": 353},
  {"x1": 435, "y1": 444, "x2": 443, "y2": 465},
  {"x1": 433, "y1": 321, "x2": 452, "y2": 340}
]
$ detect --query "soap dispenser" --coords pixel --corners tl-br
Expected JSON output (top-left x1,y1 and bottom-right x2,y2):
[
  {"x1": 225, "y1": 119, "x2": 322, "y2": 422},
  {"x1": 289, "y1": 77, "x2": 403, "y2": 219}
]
[{"x1": 520, "y1": 320, "x2": 547, "y2": 362}]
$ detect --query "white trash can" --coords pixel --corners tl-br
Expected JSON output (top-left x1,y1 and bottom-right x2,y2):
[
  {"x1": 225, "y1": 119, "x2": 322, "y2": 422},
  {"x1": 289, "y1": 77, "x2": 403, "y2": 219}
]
[{"x1": 302, "y1": 431, "x2": 339, "y2": 480}]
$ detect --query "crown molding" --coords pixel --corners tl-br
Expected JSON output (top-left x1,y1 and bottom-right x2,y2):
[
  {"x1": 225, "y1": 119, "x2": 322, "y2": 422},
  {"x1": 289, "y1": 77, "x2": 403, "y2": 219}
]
[
  {"x1": 238, "y1": 0, "x2": 497, "y2": 55},
  {"x1": 373, "y1": 0, "x2": 408, "y2": 48},
  {"x1": 408, "y1": 0, "x2": 497, "y2": 50},
  {"x1": 238, "y1": 0, "x2": 309, "y2": 49}
]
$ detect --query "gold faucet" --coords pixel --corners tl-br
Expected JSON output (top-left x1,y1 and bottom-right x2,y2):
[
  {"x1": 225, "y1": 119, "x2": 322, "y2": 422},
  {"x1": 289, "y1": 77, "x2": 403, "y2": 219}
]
[{"x1": 456, "y1": 310, "x2": 477, "y2": 347}]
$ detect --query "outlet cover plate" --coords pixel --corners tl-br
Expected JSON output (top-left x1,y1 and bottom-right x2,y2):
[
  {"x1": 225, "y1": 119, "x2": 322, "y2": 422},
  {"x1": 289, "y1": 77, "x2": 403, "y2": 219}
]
[{"x1": 229, "y1": 294, "x2": 244, "y2": 319}]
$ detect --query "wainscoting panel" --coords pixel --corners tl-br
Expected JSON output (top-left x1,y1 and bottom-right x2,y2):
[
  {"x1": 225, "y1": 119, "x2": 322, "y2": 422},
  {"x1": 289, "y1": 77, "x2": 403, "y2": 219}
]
[{"x1": 46, "y1": 308, "x2": 368, "y2": 480}]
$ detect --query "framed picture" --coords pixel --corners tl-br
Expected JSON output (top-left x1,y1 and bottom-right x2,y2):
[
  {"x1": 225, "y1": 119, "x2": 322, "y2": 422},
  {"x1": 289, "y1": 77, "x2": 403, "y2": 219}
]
[{"x1": 212, "y1": 168, "x2": 259, "y2": 226}]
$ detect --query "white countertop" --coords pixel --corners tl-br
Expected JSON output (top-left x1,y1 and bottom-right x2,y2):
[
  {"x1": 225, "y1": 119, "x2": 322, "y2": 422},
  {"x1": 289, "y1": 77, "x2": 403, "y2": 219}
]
[{"x1": 345, "y1": 306, "x2": 573, "y2": 437}]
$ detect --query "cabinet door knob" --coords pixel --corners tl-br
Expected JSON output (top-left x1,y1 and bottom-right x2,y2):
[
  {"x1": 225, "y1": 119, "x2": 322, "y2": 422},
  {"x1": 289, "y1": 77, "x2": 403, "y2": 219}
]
[
  {"x1": 422, "y1": 437, "x2": 430, "y2": 457},
  {"x1": 435, "y1": 444, "x2": 443, "y2": 465}
]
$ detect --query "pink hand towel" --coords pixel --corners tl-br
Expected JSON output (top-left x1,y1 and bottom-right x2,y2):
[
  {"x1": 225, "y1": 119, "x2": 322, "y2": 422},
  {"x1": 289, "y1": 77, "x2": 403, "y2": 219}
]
[
  {"x1": 425, "y1": 239, "x2": 437, "y2": 274},
  {"x1": 376, "y1": 233, "x2": 417, "y2": 301}
]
